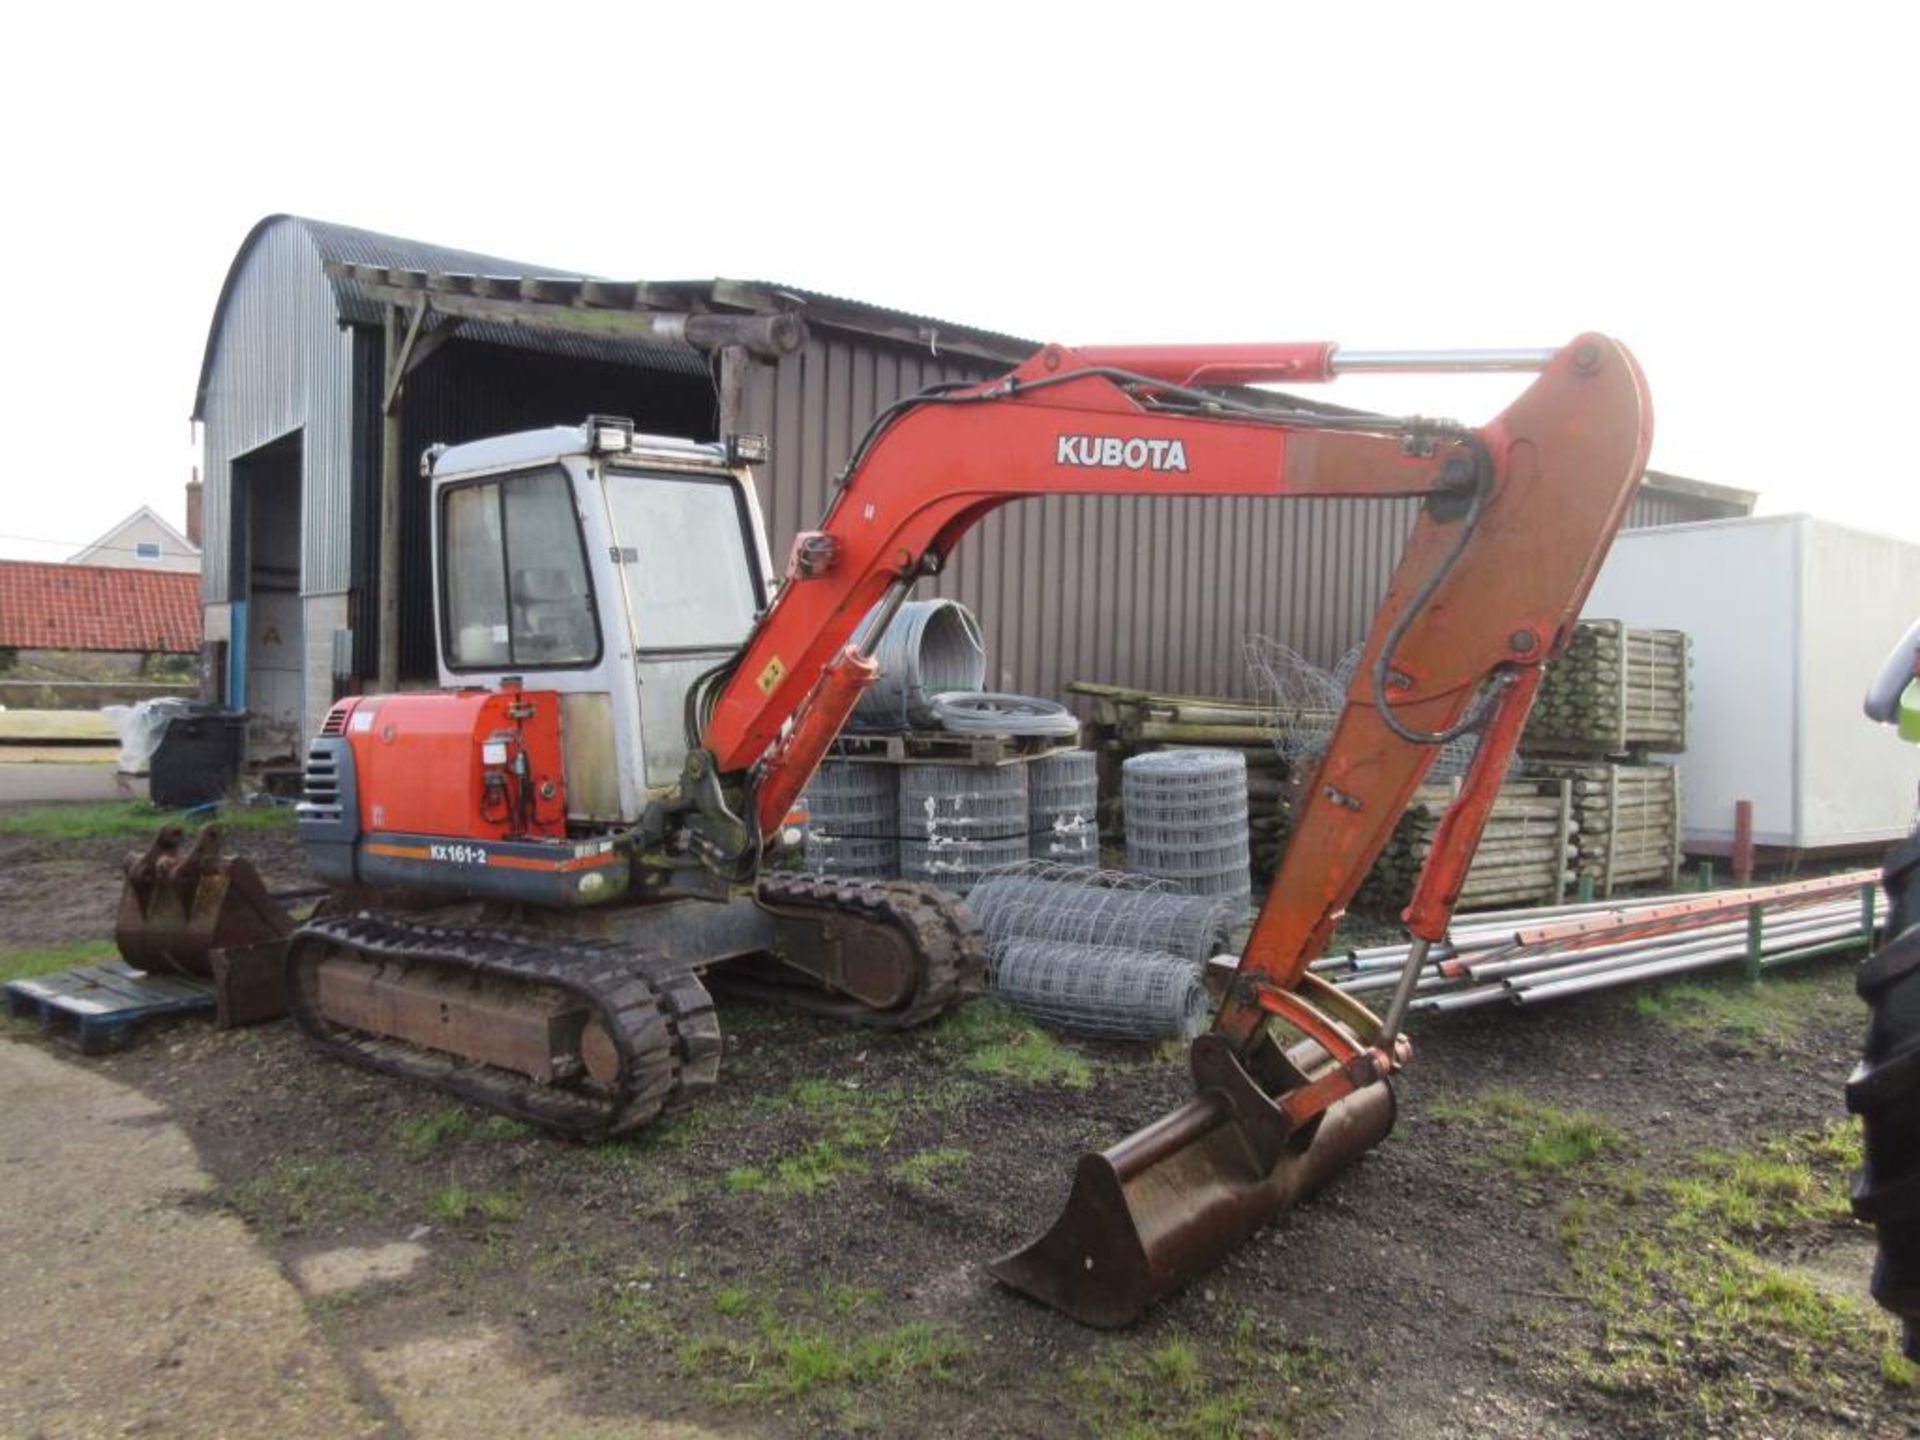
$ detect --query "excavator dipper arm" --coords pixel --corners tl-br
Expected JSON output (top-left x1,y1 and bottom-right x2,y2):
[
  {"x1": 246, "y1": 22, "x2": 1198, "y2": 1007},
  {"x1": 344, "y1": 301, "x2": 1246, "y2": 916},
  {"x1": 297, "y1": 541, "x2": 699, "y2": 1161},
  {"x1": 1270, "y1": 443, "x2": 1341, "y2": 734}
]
[{"x1": 692, "y1": 333, "x2": 1651, "y2": 1324}]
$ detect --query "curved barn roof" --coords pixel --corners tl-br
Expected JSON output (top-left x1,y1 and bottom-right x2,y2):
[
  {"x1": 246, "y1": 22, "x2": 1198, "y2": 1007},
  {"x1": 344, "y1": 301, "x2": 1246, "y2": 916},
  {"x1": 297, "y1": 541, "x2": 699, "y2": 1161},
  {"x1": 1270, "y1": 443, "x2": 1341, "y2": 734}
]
[
  {"x1": 193, "y1": 215, "x2": 1046, "y2": 422},
  {"x1": 191, "y1": 215, "x2": 713, "y2": 419}
]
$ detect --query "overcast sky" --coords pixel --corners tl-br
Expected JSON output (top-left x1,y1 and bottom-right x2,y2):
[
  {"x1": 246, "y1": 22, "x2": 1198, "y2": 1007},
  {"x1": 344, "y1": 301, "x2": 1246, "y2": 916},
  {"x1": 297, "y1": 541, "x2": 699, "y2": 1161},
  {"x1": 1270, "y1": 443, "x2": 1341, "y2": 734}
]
[{"x1": 1, "y1": 2, "x2": 1913, "y2": 562}]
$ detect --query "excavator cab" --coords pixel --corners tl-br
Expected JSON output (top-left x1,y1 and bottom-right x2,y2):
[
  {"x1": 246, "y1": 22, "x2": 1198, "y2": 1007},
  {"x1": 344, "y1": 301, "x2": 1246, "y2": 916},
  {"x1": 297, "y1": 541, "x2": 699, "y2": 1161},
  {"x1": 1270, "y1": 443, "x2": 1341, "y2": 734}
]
[{"x1": 427, "y1": 419, "x2": 775, "y2": 819}]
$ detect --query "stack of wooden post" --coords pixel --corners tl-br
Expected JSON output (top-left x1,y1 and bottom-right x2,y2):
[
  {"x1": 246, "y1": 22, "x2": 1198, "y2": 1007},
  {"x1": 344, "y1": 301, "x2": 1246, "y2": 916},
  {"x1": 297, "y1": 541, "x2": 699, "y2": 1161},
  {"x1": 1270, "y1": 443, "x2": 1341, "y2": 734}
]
[
  {"x1": 1353, "y1": 778, "x2": 1577, "y2": 909},
  {"x1": 1522, "y1": 620, "x2": 1690, "y2": 756},
  {"x1": 1069, "y1": 680, "x2": 1580, "y2": 909},
  {"x1": 1512, "y1": 619, "x2": 1691, "y2": 896},
  {"x1": 1068, "y1": 683, "x2": 1284, "y2": 860},
  {"x1": 1513, "y1": 758, "x2": 1683, "y2": 895},
  {"x1": 1248, "y1": 776, "x2": 1578, "y2": 911}
]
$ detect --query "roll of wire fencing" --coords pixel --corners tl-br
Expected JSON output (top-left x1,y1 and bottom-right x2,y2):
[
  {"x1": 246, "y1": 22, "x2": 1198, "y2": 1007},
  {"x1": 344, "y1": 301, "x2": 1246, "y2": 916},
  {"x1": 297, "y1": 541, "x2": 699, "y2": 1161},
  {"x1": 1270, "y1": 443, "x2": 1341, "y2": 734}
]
[
  {"x1": 967, "y1": 863, "x2": 1237, "y2": 964},
  {"x1": 929, "y1": 692, "x2": 1080, "y2": 738},
  {"x1": 1122, "y1": 749, "x2": 1254, "y2": 914},
  {"x1": 848, "y1": 598, "x2": 986, "y2": 731},
  {"x1": 965, "y1": 862, "x2": 1234, "y2": 1039},
  {"x1": 1245, "y1": 636, "x2": 1487, "y2": 783},
  {"x1": 800, "y1": 761, "x2": 899, "y2": 879},
  {"x1": 898, "y1": 762, "x2": 1030, "y2": 896},
  {"x1": 1028, "y1": 750, "x2": 1099, "y2": 863},
  {"x1": 992, "y1": 940, "x2": 1211, "y2": 1040}
]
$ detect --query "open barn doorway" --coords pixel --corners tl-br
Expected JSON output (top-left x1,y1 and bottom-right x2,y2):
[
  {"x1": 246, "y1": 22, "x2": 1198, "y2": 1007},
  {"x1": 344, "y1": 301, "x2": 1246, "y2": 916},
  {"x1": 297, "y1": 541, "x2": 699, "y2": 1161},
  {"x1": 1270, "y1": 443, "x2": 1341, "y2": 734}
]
[{"x1": 229, "y1": 432, "x2": 304, "y2": 762}]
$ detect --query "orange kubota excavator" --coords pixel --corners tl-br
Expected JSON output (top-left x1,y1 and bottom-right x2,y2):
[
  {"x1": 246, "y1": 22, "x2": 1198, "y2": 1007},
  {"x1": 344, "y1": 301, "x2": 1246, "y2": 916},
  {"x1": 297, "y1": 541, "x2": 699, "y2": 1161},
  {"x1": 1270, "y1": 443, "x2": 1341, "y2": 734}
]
[{"x1": 270, "y1": 330, "x2": 1650, "y2": 1327}]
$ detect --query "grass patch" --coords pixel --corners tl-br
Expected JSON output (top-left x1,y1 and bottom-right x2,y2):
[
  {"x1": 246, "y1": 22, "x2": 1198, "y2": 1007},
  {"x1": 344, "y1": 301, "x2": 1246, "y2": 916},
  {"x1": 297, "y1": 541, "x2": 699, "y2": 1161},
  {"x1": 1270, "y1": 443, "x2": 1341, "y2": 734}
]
[
  {"x1": 1072, "y1": 1321, "x2": 1343, "y2": 1439},
  {"x1": 390, "y1": 1106, "x2": 525, "y2": 1157},
  {"x1": 725, "y1": 1138, "x2": 871, "y2": 1199},
  {"x1": 965, "y1": 1027, "x2": 1092, "y2": 1087},
  {"x1": 723, "y1": 1077, "x2": 964, "y2": 1203},
  {"x1": 222, "y1": 1157, "x2": 378, "y2": 1234},
  {"x1": 394, "y1": 1105, "x2": 476, "y2": 1157},
  {"x1": 473, "y1": 1113, "x2": 533, "y2": 1142},
  {"x1": 887, "y1": 1146, "x2": 972, "y2": 1196},
  {"x1": 1664, "y1": 1121, "x2": 1860, "y2": 1239},
  {"x1": 593, "y1": 1263, "x2": 668, "y2": 1343},
  {"x1": 0, "y1": 938, "x2": 118, "y2": 987},
  {"x1": 1561, "y1": 1118, "x2": 1909, "y2": 1426},
  {"x1": 1428, "y1": 1088, "x2": 1626, "y2": 1176},
  {"x1": 941, "y1": 1003, "x2": 1093, "y2": 1087},
  {"x1": 0, "y1": 799, "x2": 295, "y2": 842},
  {"x1": 425, "y1": 1182, "x2": 523, "y2": 1224},
  {"x1": 1631, "y1": 968, "x2": 1848, "y2": 1048},
  {"x1": 676, "y1": 1283, "x2": 967, "y2": 1408}
]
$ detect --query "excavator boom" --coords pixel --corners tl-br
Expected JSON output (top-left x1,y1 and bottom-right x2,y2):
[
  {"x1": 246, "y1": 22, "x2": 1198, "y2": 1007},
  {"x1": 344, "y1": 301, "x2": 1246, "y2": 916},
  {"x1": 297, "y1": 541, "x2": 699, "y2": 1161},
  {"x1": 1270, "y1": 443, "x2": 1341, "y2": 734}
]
[{"x1": 689, "y1": 334, "x2": 1652, "y2": 1323}]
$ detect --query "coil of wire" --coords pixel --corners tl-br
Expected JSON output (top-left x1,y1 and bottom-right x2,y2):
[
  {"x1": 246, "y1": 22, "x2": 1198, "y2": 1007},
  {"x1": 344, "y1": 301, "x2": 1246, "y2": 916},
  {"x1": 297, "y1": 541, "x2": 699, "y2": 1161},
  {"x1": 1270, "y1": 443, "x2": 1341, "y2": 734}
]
[
  {"x1": 929, "y1": 692, "x2": 1080, "y2": 738},
  {"x1": 848, "y1": 598, "x2": 986, "y2": 730}
]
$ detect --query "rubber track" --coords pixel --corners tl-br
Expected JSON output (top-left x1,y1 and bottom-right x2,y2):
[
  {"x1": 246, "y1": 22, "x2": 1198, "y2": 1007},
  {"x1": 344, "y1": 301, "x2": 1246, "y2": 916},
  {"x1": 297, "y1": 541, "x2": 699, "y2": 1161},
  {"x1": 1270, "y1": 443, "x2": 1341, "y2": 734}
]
[
  {"x1": 1849, "y1": 830, "x2": 1920, "y2": 1360},
  {"x1": 750, "y1": 873, "x2": 985, "y2": 1029},
  {"x1": 287, "y1": 913, "x2": 720, "y2": 1142}
]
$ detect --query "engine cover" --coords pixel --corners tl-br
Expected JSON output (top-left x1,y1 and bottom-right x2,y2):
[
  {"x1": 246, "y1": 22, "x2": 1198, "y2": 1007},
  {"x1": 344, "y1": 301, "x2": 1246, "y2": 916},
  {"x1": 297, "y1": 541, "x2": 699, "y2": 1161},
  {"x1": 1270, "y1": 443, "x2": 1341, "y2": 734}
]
[
  {"x1": 298, "y1": 690, "x2": 625, "y2": 907},
  {"x1": 335, "y1": 689, "x2": 567, "y2": 841}
]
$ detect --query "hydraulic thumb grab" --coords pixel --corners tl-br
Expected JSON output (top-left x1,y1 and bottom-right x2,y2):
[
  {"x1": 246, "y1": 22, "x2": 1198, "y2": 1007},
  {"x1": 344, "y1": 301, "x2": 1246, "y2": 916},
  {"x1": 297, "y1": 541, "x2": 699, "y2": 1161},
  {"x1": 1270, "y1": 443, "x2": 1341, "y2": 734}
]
[{"x1": 992, "y1": 335, "x2": 1653, "y2": 1327}]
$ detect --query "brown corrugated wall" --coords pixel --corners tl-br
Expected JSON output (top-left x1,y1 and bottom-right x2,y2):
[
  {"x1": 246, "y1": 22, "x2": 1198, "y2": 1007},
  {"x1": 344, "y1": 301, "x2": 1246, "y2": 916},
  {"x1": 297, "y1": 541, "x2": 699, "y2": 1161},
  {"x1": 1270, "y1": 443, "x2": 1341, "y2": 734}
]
[{"x1": 746, "y1": 337, "x2": 1738, "y2": 706}]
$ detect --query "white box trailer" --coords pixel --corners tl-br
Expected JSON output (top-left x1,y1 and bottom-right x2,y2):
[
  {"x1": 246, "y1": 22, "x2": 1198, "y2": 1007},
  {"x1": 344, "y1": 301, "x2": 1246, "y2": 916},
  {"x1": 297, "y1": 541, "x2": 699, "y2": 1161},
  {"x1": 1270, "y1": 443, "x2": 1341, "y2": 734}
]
[{"x1": 1582, "y1": 513, "x2": 1920, "y2": 853}]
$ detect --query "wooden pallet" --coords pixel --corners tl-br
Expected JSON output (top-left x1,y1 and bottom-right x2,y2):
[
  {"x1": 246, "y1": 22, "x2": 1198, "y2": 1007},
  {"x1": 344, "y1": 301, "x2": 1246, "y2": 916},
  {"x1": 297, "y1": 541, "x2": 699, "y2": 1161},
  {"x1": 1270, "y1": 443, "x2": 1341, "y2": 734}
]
[
  {"x1": 5, "y1": 961, "x2": 215, "y2": 1055},
  {"x1": 829, "y1": 729, "x2": 1077, "y2": 766}
]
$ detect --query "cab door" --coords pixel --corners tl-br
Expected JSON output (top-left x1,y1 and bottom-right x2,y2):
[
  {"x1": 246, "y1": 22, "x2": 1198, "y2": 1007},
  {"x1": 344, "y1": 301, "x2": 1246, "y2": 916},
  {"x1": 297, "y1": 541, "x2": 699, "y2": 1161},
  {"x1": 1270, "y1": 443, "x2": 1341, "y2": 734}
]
[
  {"x1": 599, "y1": 467, "x2": 767, "y2": 789},
  {"x1": 436, "y1": 463, "x2": 642, "y2": 822}
]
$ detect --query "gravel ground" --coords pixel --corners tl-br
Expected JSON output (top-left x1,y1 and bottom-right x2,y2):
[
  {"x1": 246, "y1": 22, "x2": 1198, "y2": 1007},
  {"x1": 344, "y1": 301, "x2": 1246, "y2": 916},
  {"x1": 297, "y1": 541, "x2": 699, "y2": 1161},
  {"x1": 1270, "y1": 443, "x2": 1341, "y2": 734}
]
[{"x1": 2, "y1": 815, "x2": 1915, "y2": 1438}]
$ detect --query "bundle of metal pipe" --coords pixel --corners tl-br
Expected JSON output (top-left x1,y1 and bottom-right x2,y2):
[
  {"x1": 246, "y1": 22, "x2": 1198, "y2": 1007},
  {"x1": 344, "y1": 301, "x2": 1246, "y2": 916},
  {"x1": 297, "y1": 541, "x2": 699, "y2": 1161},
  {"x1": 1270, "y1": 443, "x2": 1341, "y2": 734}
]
[
  {"x1": 1321, "y1": 871, "x2": 1879, "y2": 1014},
  {"x1": 1522, "y1": 619, "x2": 1690, "y2": 756}
]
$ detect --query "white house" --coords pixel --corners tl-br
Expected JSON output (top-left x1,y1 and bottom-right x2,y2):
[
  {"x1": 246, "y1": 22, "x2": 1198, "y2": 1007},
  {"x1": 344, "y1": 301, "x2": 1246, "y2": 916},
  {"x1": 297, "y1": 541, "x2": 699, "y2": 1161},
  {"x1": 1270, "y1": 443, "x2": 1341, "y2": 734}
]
[{"x1": 68, "y1": 497, "x2": 201, "y2": 574}]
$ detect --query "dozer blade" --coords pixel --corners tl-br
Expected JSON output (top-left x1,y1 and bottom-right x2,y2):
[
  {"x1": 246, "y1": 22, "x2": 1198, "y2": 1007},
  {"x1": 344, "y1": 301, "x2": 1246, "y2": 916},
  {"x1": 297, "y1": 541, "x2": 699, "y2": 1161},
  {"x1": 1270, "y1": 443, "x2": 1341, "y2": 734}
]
[
  {"x1": 114, "y1": 825, "x2": 296, "y2": 978},
  {"x1": 991, "y1": 1029, "x2": 1395, "y2": 1328}
]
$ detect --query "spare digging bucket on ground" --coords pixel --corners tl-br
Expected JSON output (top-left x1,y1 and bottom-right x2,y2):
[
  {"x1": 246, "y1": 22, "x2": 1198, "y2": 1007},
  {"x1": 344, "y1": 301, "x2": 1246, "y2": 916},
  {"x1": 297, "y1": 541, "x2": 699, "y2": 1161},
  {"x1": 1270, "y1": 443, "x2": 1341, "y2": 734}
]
[
  {"x1": 990, "y1": 1017, "x2": 1396, "y2": 1327},
  {"x1": 114, "y1": 825, "x2": 296, "y2": 978}
]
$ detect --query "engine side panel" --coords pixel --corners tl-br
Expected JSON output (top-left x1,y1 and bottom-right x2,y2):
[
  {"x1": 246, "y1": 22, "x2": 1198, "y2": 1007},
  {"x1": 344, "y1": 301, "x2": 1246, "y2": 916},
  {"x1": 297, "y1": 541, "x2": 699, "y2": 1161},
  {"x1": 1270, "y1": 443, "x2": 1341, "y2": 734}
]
[
  {"x1": 355, "y1": 832, "x2": 628, "y2": 906},
  {"x1": 341, "y1": 691, "x2": 568, "y2": 842}
]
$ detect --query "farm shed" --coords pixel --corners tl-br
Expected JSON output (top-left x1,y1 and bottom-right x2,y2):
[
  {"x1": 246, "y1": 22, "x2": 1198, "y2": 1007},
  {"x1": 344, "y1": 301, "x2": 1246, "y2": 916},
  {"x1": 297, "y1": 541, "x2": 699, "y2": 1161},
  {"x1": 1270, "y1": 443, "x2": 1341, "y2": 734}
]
[{"x1": 193, "y1": 215, "x2": 1753, "y2": 760}]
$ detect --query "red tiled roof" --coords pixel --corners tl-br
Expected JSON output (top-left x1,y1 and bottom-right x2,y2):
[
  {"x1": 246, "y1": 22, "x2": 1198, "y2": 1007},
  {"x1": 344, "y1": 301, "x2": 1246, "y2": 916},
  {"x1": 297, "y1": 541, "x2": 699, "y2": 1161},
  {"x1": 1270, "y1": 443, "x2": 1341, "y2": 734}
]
[{"x1": 0, "y1": 560, "x2": 202, "y2": 653}]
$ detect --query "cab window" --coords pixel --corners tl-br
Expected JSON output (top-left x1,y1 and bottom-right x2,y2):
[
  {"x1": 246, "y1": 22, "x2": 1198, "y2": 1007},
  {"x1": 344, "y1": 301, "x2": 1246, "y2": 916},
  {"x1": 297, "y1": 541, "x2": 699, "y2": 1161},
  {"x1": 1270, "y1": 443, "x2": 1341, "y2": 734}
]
[
  {"x1": 603, "y1": 471, "x2": 762, "y2": 651},
  {"x1": 441, "y1": 469, "x2": 599, "y2": 669}
]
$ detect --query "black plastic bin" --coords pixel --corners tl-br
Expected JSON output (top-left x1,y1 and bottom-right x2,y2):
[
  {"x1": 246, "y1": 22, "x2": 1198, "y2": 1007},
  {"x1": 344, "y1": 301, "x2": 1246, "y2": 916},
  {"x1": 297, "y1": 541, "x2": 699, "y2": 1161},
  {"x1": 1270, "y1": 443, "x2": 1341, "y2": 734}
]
[{"x1": 149, "y1": 706, "x2": 247, "y2": 809}]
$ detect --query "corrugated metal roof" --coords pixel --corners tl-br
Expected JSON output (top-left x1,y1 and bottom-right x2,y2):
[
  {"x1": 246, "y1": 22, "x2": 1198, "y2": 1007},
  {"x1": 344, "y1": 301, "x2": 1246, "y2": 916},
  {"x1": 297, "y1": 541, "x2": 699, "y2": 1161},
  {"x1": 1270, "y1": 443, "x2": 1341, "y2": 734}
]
[
  {"x1": 702, "y1": 278, "x2": 1037, "y2": 365},
  {"x1": 192, "y1": 216, "x2": 708, "y2": 419},
  {"x1": 294, "y1": 218, "x2": 578, "y2": 324}
]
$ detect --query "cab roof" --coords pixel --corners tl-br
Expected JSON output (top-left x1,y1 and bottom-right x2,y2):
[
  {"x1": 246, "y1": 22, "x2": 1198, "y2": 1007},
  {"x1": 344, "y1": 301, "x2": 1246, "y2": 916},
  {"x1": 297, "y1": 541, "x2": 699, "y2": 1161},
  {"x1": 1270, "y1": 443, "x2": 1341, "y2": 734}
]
[{"x1": 429, "y1": 424, "x2": 730, "y2": 478}]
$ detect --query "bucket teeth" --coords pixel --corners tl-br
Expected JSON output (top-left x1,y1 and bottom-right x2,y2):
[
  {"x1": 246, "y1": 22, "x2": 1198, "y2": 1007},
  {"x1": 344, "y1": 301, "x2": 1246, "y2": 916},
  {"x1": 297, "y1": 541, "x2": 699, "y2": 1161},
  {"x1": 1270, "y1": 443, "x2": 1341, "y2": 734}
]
[{"x1": 114, "y1": 826, "x2": 294, "y2": 978}]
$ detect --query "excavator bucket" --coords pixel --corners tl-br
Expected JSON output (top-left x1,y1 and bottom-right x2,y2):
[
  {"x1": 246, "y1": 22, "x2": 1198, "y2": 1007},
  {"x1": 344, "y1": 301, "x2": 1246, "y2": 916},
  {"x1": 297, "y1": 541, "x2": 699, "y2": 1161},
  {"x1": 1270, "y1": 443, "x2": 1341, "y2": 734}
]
[
  {"x1": 991, "y1": 1018, "x2": 1395, "y2": 1328},
  {"x1": 114, "y1": 825, "x2": 296, "y2": 979}
]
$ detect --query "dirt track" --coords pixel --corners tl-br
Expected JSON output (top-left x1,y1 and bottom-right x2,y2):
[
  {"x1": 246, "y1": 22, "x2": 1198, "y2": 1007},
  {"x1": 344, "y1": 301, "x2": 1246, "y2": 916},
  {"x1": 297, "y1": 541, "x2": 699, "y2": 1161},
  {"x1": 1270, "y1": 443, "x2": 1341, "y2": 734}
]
[{"x1": 2, "y1": 818, "x2": 1915, "y2": 1438}]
